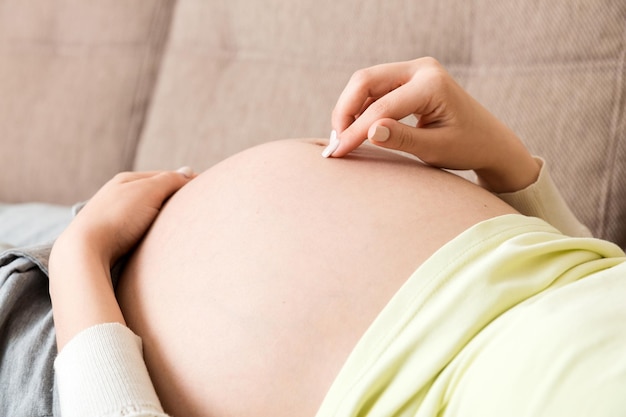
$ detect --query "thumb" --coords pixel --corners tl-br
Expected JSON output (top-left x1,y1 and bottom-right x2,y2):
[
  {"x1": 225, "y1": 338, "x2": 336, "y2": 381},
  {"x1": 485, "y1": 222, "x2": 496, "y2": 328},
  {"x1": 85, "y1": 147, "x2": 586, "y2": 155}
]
[{"x1": 368, "y1": 119, "x2": 431, "y2": 158}]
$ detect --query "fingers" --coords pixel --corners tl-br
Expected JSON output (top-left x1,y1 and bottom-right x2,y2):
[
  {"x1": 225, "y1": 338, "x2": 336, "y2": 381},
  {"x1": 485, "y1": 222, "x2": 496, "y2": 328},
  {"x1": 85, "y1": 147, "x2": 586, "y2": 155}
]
[
  {"x1": 330, "y1": 62, "x2": 416, "y2": 157},
  {"x1": 367, "y1": 119, "x2": 426, "y2": 158},
  {"x1": 175, "y1": 166, "x2": 194, "y2": 178},
  {"x1": 333, "y1": 82, "x2": 427, "y2": 157},
  {"x1": 142, "y1": 169, "x2": 196, "y2": 202},
  {"x1": 331, "y1": 61, "x2": 416, "y2": 133},
  {"x1": 110, "y1": 168, "x2": 196, "y2": 204},
  {"x1": 367, "y1": 118, "x2": 448, "y2": 167},
  {"x1": 112, "y1": 167, "x2": 195, "y2": 183},
  {"x1": 328, "y1": 57, "x2": 446, "y2": 158}
]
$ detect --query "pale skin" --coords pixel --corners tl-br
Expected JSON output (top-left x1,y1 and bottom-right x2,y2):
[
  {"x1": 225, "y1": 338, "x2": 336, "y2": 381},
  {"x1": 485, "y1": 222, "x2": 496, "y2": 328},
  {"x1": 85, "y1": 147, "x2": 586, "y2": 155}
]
[{"x1": 49, "y1": 58, "x2": 541, "y2": 416}]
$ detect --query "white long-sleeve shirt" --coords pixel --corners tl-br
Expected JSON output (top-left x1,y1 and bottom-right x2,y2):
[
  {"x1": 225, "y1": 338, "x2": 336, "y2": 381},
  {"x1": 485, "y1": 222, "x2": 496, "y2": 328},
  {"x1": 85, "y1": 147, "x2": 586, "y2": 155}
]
[{"x1": 54, "y1": 160, "x2": 592, "y2": 417}]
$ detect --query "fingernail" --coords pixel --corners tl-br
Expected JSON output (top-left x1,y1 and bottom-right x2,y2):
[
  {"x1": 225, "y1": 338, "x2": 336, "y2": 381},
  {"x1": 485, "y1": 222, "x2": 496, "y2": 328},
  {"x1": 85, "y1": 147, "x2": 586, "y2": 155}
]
[
  {"x1": 368, "y1": 125, "x2": 390, "y2": 143},
  {"x1": 176, "y1": 166, "x2": 194, "y2": 178},
  {"x1": 322, "y1": 130, "x2": 340, "y2": 158}
]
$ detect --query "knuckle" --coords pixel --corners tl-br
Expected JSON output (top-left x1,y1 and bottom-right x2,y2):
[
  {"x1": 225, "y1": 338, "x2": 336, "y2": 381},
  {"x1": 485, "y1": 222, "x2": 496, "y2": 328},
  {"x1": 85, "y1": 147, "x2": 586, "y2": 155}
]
[
  {"x1": 112, "y1": 171, "x2": 133, "y2": 182},
  {"x1": 424, "y1": 68, "x2": 448, "y2": 88},
  {"x1": 349, "y1": 68, "x2": 374, "y2": 90},
  {"x1": 417, "y1": 56, "x2": 443, "y2": 70},
  {"x1": 411, "y1": 57, "x2": 450, "y2": 88}
]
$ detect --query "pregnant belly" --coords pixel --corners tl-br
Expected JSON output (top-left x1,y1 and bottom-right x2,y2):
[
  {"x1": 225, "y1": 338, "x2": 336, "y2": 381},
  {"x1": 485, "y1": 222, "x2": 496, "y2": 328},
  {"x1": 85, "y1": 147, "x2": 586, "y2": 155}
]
[{"x1": 116, "y1": 139, "x2": 515, "y2": 417}]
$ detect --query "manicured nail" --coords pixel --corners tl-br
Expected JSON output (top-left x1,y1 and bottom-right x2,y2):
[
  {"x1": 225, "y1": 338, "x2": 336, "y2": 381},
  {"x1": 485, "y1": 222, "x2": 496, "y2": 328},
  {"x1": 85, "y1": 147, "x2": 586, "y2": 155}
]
[
  {"x1": 176, "y1": 166, "x2": 194, "y2": 178},
  {"x1": 322, "y1": 130, "x2": 340, "y2": 158},
  {"x1": 368, "y1": 125, "x2": 390, "y2": 143}
]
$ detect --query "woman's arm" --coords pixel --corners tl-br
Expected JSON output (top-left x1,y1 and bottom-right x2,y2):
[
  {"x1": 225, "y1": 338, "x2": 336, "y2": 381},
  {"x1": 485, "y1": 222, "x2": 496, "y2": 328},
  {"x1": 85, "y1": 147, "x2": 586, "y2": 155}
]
[{"x1": 49, "y1": 168, "x2": 194, "y2": 417}]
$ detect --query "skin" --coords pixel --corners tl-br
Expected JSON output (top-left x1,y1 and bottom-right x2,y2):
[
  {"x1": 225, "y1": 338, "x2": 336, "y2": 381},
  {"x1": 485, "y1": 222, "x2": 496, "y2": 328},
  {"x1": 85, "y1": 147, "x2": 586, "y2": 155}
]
[
  {"x1": 116, "y1": 139, "x2": 518, "y2": 416},
  {"x1": 48, "y1": 58, "x2": 542, "y2": 416}
]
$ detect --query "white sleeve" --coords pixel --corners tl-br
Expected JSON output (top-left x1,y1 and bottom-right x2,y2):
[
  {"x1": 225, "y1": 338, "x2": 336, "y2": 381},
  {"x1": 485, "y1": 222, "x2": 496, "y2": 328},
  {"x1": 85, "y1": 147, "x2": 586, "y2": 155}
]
[
  {"x1": 54, "y1": 322, "x2": 170, "y2": 417},
  {"x1": 497, "y1": 157, "x2": 592, "y2": 238}
]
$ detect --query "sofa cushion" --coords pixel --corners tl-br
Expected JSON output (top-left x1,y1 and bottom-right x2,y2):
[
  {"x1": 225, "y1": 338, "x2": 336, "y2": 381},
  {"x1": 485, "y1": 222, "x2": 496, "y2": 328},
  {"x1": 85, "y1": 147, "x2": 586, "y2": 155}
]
[
  {"x1": 136, "y1": 0, "x2": 625, "y2": 247},
  {"x1": 0, "y1": 0, "x2": 174, "y2": 204},
  {"x1": 459, "y1": 1, "x2": 626, "y2": 248},
  {"x1": 133, "y1": 0, "x2": 475, "y2": 172}
]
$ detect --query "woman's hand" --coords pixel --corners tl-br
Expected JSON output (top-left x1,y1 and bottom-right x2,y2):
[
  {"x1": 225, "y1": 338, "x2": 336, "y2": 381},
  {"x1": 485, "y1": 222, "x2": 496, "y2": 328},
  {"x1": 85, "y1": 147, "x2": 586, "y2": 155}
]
[
  {"x1": 326, "y1": 57, "x2": 540, "y2": 193},
  {"x1": 49, "y1": 168, "x2": 195, "y2": 350},
  {"x1": 57, "y1": 168, "x2": 195, "y2": 267}
]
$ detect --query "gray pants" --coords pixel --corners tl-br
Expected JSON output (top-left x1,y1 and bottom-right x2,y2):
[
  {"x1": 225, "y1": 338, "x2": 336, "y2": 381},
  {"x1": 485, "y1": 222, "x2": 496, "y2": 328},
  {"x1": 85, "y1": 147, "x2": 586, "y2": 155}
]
[{"x1": 0, "y1": 246, "x2": 60, "y2": 416}]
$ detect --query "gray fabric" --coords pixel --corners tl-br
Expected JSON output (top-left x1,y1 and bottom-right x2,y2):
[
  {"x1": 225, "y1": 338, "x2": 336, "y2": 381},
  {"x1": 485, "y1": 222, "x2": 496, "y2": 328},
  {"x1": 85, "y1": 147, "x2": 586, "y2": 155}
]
[
  {"x1": 0, "y1": 203, "x2": 73, "y2": 250},
  {"x1": 0, "y1": 242, "x2": 126, "y2": 416},
  {"x1": 0, "y1": 199, "x2": 116, "y2": 415},
  {"x1": 0, "y1": 246, "x2": 60, "y2": 417}
]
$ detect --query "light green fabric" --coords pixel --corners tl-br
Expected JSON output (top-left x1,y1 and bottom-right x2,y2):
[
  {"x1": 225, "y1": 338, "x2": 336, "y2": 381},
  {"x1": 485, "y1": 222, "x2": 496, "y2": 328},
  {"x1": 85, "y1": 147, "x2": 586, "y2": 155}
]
[{"x1": 317, "y1": 214, "x2": 626, "y2": 416}]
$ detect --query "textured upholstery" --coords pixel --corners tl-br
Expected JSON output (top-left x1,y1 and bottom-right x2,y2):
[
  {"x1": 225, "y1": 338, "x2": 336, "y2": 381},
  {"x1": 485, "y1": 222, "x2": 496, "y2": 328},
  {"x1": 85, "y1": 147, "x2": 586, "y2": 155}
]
[
  {"x1": 0, "y1": 0, "x2": 173, "y2": 203},
  {"x1": 0, "y1": 0, "x2": 624, "y2": 247}
]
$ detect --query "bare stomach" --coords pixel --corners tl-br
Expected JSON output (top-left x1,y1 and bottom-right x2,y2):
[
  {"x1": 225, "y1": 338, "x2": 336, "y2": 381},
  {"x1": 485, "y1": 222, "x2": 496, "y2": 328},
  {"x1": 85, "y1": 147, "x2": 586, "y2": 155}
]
[{"x1": 116, "y1": 139, "x2": 517, "y2": 417}]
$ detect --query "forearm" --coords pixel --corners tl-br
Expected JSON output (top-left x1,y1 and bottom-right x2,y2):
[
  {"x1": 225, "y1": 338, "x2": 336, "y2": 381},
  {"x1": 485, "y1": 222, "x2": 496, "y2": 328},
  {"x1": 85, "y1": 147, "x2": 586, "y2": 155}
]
[
  {"x1": 49, "y1": 231, "x2": 126, "y2": 351},
  {"x1": 49, "y1": 232, "x2": 169, "y2": 416},
  {"x1": 45, "y1": 169, "x2": 191, "y2": 417}
]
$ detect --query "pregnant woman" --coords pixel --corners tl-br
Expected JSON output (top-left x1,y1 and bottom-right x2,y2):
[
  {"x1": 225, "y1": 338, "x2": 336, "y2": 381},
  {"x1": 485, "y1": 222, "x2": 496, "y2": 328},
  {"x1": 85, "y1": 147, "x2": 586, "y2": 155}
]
[{"x1": 5, "y1": 58, "x2": 624, "y2": 417}]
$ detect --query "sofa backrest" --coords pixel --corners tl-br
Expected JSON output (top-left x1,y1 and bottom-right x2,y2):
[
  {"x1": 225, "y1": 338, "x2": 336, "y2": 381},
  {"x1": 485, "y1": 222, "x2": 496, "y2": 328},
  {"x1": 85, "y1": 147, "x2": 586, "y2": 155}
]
[
  {"x1": 0, "y1": 0, "x2": 624, "y2": 248},
  {"x1": 136, "y1": 0, "x2": 626, "y2": 247},
  {"x1": 132, "y1": 0, "x2": 475, "y2": 171},
  {"x1": 0, "y1": 0, "x2": 174, "y2": 204}
]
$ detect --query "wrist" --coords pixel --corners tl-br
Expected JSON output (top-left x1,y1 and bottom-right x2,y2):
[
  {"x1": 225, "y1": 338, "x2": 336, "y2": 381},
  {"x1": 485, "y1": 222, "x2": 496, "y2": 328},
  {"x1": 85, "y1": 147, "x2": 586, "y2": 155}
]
[
  {"x1": 476, "y1": 148, "x2": 541, "y2": 194},
  {"x1": 50, "y1": 228, "x2": 113, "y2": 278}
]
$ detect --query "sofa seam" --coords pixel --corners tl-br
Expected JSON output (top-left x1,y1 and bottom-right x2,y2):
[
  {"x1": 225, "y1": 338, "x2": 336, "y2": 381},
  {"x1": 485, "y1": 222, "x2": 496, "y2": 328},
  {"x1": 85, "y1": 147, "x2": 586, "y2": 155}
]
[{"x1": 121, "y1": 0, "x2": 176, "y2": 173}]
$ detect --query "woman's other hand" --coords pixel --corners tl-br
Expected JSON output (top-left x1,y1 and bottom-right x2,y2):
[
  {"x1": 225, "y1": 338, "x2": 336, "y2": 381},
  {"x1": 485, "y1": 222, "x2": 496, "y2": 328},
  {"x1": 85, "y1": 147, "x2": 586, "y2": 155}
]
[
  {"x1": 327, "y1": 57, "x2": 540, "y2": 193},
  {"x1": 49, "y1": 168, "x2": 194, "y2": 349},
  {"x1": 58, "y1": 168, "x2": 195, "y2": 267}
]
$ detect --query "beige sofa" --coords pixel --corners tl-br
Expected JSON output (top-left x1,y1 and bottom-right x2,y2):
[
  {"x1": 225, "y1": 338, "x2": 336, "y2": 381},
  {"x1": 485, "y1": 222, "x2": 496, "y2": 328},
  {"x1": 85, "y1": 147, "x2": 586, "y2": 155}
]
[{"x1": 0, "y1": 0, "x2": 625, "y2": 249}]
